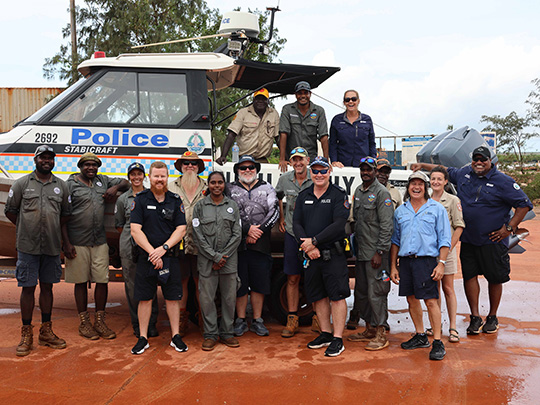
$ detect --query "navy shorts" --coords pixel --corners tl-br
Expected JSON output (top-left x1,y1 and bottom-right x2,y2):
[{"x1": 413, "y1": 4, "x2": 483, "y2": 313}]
[
  {"x1": 237, "y1": 250, "x2": 272, "y2": 297},
  {"x1": 460, "y1": 242, "x2": 511, "y2": 284},
  {"x1": 16, "y1": 252, "x2": 62, "y2": 288},
  {"x1": 134, "y1": 256, "x2": 183, "y2": 301},
  {"x1": 283, "y1": 232, "x2": 303, "y2": 276},
  {"x1": 304, "y1": 253, "x2": 350, "y2": 303},
  {"x1": 398, "y1": 256, "x2": 439, "y2": 300}
]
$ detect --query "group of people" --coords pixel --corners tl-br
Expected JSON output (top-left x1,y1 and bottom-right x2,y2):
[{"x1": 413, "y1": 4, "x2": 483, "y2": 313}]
[{"x1": 5, "y1": 80, "x2": 533, "y2": 361}]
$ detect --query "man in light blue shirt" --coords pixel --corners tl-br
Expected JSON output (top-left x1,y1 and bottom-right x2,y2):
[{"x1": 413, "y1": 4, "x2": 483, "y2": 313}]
[{"x1": 390, "y1": 171, "x2": 451, "y2": 361}]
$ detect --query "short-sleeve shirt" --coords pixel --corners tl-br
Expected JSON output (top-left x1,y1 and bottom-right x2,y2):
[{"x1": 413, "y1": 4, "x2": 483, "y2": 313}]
[
  {"x1": 437, "y1": 191, "x2": 465, "y2": 236},
  {"x1": 387, "y1": 183, "x2": 403, "y2": 209},
  {"x1": 447, "y1": 165, "x2": 533, "y2": 246},
  {"x1": 279, "y1": 101, "x2": 328, "y2": 160},
  {"x1": 66, "y1": 173, "x2": 124, "y2": 246},
  {"x1": 275, "y1": 170, "x2": 312, "y2": 237},
  {"x1": 5, "y1": 171, "x2": 71, "y2": 255},
  {"x1": 115, "y1": 188, "x2": 144, "y2": 260},
  {"x1": 227, "y1": 105, "x2": 280, "y2": 159},
  {"x1": 130, "y1": 189, "x2": 186, "y2": 248}
]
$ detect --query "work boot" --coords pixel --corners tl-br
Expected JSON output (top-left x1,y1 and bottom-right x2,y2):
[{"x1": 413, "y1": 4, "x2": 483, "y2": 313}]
[
  {"x1": 281, "y1": 314, "x2": 299, "y2": 338},
  {"x1": 346, "y1": 310, "x2": 360, "y2": 330},
  {"x1": 16, "y1": 325, "x2": 34, "y2": 357},
  {"x1": 179, "y1": 309, "x2": 189, "y2": 337},
  {"x1": 94, "y1": 311, "x2": 116, "y2": 339},
  {"x1": 311, "y1": 314, "x2": 321, "y2": 333},
  {"x1": 78, "y1": 311, "x2": 99, "y2": 340},
  {"x1": 38, "y1": 321, "x2": 67, "y2": 349},
  {"x1": 348, "y1": 324, "x2": 376, "y2": 342},
  {"x1": 365, "y1": 326, "x2": 389, "y2": 351}
]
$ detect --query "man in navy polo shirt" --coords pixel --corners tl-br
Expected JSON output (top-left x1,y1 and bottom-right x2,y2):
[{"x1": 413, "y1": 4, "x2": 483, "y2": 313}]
[{"x1": 412, "y1": 146, "x2": 533, "y2": 335}]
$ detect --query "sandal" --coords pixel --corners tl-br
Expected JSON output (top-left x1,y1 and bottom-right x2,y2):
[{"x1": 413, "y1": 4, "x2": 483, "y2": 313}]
[
  {"x1": 449, "y1": 328, "x2": 460, "y2": 343},
  {"x1": 425, "y1": 328, "x2": 434, "y2": 337}
]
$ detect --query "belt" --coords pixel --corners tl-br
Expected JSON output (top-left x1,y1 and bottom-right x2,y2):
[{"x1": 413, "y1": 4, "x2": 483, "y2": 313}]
[{"x1": 402, "y1": 255, "x2": 434, "y2": 259}]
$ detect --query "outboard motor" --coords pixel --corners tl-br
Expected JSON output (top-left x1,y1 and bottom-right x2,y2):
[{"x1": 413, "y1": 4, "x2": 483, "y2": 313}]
[{"x1": 416, "y1": 130, "x2": 451, "y2": 164}]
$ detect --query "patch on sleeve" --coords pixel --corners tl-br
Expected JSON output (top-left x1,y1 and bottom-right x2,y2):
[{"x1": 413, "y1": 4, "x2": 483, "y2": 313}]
[
  {"x1": 457, "y1": 202, "x2": 462, "y2": 211},
  {"x1": 8, "y1": 188, "x2": 13, "y2": 198},
  {"x1": 180, "y1": 203, "x2": 185, "y2": 213},
  {"x1": 384, "y1": 198, "x2": 392, "y2": 207},
  {"x1": 344, "y1": 199, "x2": 351, "y2": 209},
  {"x1": 227, "y1": 207, "x2": 234, "y2": 214},
  {"x1": 192, "y1": 218, "x2": 200, "y2": 227},
  {"x1": 114, "y1": 204, "x2": 117, "y2": 214},
  {"x1": 131, "y1": 200, "x2": 136, "y2": 211},
  {"x1": 513, "y1": 183, "x2": 520, "y2": 190},
  {"x1": 68, "y1": 195, "x2": 72, "y2": 203}
]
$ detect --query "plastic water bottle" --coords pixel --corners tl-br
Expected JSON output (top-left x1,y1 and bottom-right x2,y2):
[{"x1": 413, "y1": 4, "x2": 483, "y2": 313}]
[
  {"x1": 232, "y1": 142, "x2": 240, "y2": 163},
  {"x1": 380, "y1": 270, "x2": 390, "y2": 282}
]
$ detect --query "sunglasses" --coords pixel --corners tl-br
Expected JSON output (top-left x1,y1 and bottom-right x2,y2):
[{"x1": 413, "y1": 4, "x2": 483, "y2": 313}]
[
  {"x1": 238, "y1": 165, "x2": 256, "y2": 171},
  {"x1": 360, "y1": 157, "x2": 376, "y2": 164},
  {"x1": 311, "y1": 168, "x2": 329, "y2": 175},
  {"x1": 290, "y1": 147, "x2": 307, "y2": 154},
  {"x1": 182, "y1": 161, "x2": 198, "y2": 166},
  {"x1": 344, "y1": 97, "x2": 358, "y2": 102},
  {"x1": 472, "y1": 156, "x2": 488, "y2": 162}
]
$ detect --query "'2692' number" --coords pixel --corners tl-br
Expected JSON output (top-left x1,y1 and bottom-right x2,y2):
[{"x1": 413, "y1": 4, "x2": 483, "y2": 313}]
[{"x1": 35, "y1": 133, "x2": 58, "y2": 143}]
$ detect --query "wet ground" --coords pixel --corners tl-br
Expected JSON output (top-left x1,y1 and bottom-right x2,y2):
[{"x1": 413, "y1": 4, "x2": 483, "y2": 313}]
[{"x1": 1, "y1": 220, "x2": 539, "y2": 404}]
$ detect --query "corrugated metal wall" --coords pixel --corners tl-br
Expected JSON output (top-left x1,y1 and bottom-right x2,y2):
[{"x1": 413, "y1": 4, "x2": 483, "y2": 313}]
[{"x1": 0, "y1": 88, "x2": 64, "y2": 132}]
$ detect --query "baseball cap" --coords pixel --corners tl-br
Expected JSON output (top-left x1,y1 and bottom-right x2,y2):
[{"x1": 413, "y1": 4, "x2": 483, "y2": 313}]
[
  {"x1": 309, "y1": 156, "x2": 330, "y2": 169},
  {"x1": 234, "y1": 155, "x2": 261, "y2": 174},
  {"x1": 295, "y1": 81, "x2": 311, "y2": 93},
  {"x1": 359, "y1": 156, "x2": 377, "y2": 169},
  {"x1": 376, "y1": 158, "x2": 392, "y2": 170},
  {"x1": 78, "y1": 152, "x2": 102, "y2": 168},
  {"x1": 289, "y1": 146, "x2": 308, "y2": 159},
  {"x1": 127, "y1": 162, "x2": 145, "y2": 176},
  {"x1": 408, "y1": 171, "x2": 430, "y2": 183},
  {"x1": 472, "y1": 146, "x2": 492, "y2": 160},
  {"x1": 253, "y1": 88, "x2": 269, "y2": 99},
  {"x1": 34, "y1": 145, "x2": 56, "y2": 157}
]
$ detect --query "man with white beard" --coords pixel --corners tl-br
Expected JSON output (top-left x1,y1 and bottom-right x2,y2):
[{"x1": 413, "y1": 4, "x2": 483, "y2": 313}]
[
  {"x1": 229, "y1": 155, "x2": 279, "y2": 337},
  {"x1": 168, "y1": 151, "x2": 207, "y2": 336}
]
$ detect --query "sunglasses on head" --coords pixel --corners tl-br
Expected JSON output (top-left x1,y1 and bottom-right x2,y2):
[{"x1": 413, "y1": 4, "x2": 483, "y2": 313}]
[
  {"x1": 360, "y1": 157, "x2": 376, "y2": 164},
  {"x1": 311, "y1": 168, "x2": 329, "y2": 175},
  {"x1": 238, "y1": 165, "x2": 256, "y2": 171},
  {"x1": 472, "y1": 155, "x2": 488, "y2": 162},
  {"x1": 344, "y1": 97, "x2": 358, "y2": 102},
  {"x1": 182, "y1": 161, "x2": 198, "y2": 166},
  {"x1": 290, "y1": 147, "x2": 306, "y2": 154}
]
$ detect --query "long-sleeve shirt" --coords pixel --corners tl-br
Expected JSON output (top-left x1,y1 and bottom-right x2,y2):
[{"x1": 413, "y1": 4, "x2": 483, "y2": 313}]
[{"x1": 329, "y1": 112, "x2": 376, "y2": 167}]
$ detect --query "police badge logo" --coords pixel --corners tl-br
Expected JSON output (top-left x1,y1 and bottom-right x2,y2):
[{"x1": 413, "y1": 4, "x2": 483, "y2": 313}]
[
  {"x1": 227, "y1": 207, "x2": 234, "y2": 214},
  {"x1": 368, "y1": 194, "x2": 376, "y2": 202},
  {"x1": 187, "y1": 133, "x2": 205, "y2": 154},
  {"x1": 96, "y1": 181, "x2": 103, "y2": 187},
  {"x1": 384, "y1": 198, "x2": 392, "y2": 207},
  {"x1": 131, "y1": 201, "x2": 136, "y2": 211}
]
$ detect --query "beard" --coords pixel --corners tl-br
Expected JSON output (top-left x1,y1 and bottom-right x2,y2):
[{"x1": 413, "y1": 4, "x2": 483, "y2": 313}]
[
  {"x1": 239, "y1": 171, "x2": 257, "y2": 185},
  {"x1": 150, "y1": 182, "x2": 168, "y2": 194},
  {"x1": 181, "y1": 170, "x2": 199, "y2": 190}
]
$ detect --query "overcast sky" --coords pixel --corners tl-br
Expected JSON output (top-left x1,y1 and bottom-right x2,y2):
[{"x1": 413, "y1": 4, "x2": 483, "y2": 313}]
[{"x1": 2, "y1": 0, "x2": 540, "y2": 150}]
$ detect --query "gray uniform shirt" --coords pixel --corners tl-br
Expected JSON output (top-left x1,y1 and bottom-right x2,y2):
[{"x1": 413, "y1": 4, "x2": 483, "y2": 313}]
[
  {"x1": 352, "y1": 179, "x2": 394, "y2": 261},
  {"x1": 5, "y1": 171, "x2": 71, "y2": 256},
  {"x1": 115, "y1": 188, "x2": 142, "y2": 260},
  {"x1": 192, "y1": 195, "x2": 242, "y2": 276},
  {"x1": 279, "y1": 101, "x2": 328, "y2": 159},
  {"x1": 66, "y1": 173, "x2": 123, "y2": 246},
  {"x1": 275, "y1": 170, "x2": 312, "y2": 237}
]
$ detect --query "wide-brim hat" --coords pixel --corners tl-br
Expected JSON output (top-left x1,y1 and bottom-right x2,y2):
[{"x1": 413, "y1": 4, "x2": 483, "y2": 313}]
[
  {"x1": 78, "y1": 152, "x2": 102, "y2": 168},
  {"x1": 233, "y1": 155, "x2": 261, "y2": 174},
  {"x1": 174, "y1": 151, "x2": 205, "y2": 174}
]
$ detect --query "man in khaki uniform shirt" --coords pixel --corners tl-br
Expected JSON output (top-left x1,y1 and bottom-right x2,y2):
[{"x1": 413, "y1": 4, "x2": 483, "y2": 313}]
[
  {"x1": 217, "y1": 88, "x2": 279, "y2": 164},
  {"x1": 168, "y1": 151, "x2": 207, "y2": 335},
  {"x1": 376, "y1": 158, "x2": 402, "y2": 209}
]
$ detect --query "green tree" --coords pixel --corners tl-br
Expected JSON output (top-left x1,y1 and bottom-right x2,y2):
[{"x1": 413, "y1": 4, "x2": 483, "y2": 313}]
[{"x1": 480, "y1": 111, "x2": 537, "y2": 173}]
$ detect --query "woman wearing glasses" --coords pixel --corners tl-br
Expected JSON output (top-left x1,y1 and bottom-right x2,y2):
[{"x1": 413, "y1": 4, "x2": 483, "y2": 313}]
[{"x1": 329, "y1": 90, "x2": 377, "y2": 168}]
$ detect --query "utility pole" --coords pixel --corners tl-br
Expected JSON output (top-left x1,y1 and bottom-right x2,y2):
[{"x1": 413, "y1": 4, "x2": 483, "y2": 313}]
[{"x1": 70, "y1": 0, "x2": 77, "y2": 83}]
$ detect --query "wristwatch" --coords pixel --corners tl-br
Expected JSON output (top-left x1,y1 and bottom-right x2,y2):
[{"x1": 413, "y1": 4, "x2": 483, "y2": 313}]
[
  {"x1": 312, "y1": 237, "x2": 318, "y2": 246},
  {"x1": 439, "y1": 260, "x2": 447, "y2": 265},
  {"x1": 505, "y1": 224, "x2": 513, "y2": 233},
  {"x1": 163, "y1": 244, "x2": 169, "y2": 251}
]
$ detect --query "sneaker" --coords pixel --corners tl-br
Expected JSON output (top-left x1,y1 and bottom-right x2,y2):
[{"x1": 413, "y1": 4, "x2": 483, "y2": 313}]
[
  {"x1": 466, "y1": 315, "x2": 484, "y2": 335},
  {"x1": 234, "y1": 318, "x2": 248, "y2": 337},
  {"x1": 346, "y1": 310, "x2": 360, "y2": 330},
  {"x1": 202, "y1": 338, "x2": 217, "y2": 351},
  {"x1": 482, "y1": 315, "x2": 499, "y2": 334},
  {"x1": 131, "y1": 337, "x2": 149, "y2": 355},
  {"x1": 307, "y1": 332, "x2": 333, "y2": 349},
  {"x1": 281, "y1": 314, "x2": 299, "y2": 338},
  {"x1": 220, "y1": 336, "x2": 240, "y2": 348},
  {"x1": 324, "y1": 338, "x2": 345, "y2": 357},
  {"x1": 429, "y1": 339, "x2": 446, "y2": 361},
  {"x1": 170, "y1": 334, "x2": 188, "y2": 352},
  {"x1": 250, "y1": 318, "x2": 269, "y2": 336},
  {"x1": 401, "y1": 333, "x2": 430, "y2": 350},
  {"x1": 348, "y1": 326, "x2": 376, "y2": 342}
]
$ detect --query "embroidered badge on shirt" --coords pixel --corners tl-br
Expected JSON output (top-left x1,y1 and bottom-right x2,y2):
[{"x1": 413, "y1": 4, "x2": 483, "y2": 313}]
[
  {"x1": 513, "y1": 183, "x2": 520, "y2": 190},
  {"x1": 457, "y1": 202, "x2": 462, "y2": 211},
  {"x1": 227, "y1": 207, "x2": 234, "y2": 213},
  {"x1": 344, "y1": 199, "x2": 351, "y2": 209},
  {"x1": 305, "y1": 200, "x2": 314, "y2": 204},
  {"x1": 384, "y1": 198, "x2": 392, "y2": 207},
  {"x1": 8, "y1": 189, "x2": 13, "y2": 198},
  {"x1": 68, "y1": 195, "x2": 72, "y2": 203},
  {"x1": 309, "y1": 113, "x2": 317, "y2": 120},
  {"x1": 54, "y1": 187, "x2": 60, "y2": 195},
  {"x1": 96, "y1": 181, "x2": 103, "y2": 187},
  {"x1": 180, "y1": 204, "x2": 185, "y2": 213},
  {"x1": 192, "y1": 218, "x2": 200, "y2": 227},
  {"x1": 147, "y1": 205, "x2": 156, "y2": 210},
  {"x1": 368, "y1": 194, "x2": 376, "y2": 202},
  {"x1": 131, "y1": 201, "x2": 136, "y2": 211}
]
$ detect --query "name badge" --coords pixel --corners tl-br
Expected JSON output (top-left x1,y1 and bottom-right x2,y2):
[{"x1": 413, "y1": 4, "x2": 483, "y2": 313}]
[
  {"x1": 147, "y1": 205, "x2": 157, "y2": 210},
  {"x1": 305, "y1": 200, "x2": 314, "y2": 204}
]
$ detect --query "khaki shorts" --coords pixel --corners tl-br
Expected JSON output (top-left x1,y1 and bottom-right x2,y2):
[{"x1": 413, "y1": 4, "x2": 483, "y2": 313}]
[
  {"x1": 65, "y1": 244, "x2": 109, "y2": 284},
  {"x1": 443, "y1": 248, "x2": 458, "y2": 275}
]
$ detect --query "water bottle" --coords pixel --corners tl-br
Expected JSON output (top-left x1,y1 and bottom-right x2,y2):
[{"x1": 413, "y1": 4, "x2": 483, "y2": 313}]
[
  {"x1": 232, "y1": 142, "x2": 240, "y2": 163},
  {"x1": 380, "y1": 270, "x2": 390, "y2": 282}
]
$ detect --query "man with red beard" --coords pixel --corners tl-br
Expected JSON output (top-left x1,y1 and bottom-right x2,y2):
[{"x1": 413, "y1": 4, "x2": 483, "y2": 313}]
[
  {"x1": 130, "y1": 161, "x2": 187, "y2": 354},
  {"x1": 168, "y1": 151, "x2": 206, "y2": 336}
]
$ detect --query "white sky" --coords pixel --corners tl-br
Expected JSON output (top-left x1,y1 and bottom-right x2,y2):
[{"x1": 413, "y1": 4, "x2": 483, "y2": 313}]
[{"x1": 2, "y1": 0, "x2": 540, "y2": 150}]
